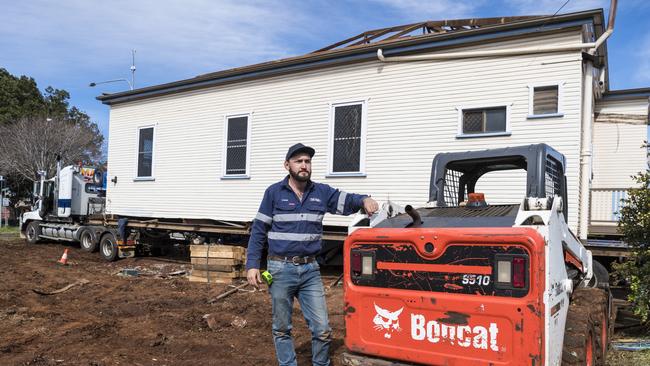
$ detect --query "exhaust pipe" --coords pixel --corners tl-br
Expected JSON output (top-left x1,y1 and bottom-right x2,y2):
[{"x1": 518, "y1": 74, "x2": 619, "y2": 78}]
[{"x1": 405, "y1": 205, "x2": 422, "y2": 228}]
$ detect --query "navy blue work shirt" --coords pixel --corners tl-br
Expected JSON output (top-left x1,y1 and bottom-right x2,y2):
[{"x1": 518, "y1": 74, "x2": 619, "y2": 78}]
[{"x1": 246, "y1": 176, "x2": 368, "y2": 270}]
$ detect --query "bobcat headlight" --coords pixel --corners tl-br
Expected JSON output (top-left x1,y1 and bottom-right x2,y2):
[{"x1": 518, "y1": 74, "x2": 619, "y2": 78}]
[
  {"x1": 362, "y1": 256, "x2": 374, "y2": 276},
  {"x1": 350, "y1": 248, "x2": 376, "y2": 279}
]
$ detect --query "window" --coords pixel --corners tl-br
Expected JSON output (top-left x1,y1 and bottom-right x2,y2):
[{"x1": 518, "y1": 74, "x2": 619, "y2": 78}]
[
  {"x1": 329, "y1": 101, "x2": 366, "y2": 175},
  {"x1": 222, "y1": 114, "x2": 251, "y2": 177},
  {"x1": 136, "y1": 126, "x2": 154, "y2": 178},
  {"x1": 528, "y1": 83, "x2": 563, "y2": 118},
  {"x1": 458, "y1": 106, "x2": 509, "y2": 137}
]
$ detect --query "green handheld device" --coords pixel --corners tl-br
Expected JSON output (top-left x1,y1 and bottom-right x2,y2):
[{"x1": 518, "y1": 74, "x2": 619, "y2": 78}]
[{"x1": 261, "y1": 270, "x2": 273, "y2": 285}]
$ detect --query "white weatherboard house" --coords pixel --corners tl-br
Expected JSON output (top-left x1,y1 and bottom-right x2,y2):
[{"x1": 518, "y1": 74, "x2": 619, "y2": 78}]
[{"x1": 98, "y1": 9, "x2": 649, "y2": 247}]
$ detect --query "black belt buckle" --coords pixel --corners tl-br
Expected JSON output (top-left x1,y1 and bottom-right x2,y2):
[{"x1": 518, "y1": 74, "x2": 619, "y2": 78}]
[{"x1": 291, "y1": 256, "x2": 303, "y2": 265}]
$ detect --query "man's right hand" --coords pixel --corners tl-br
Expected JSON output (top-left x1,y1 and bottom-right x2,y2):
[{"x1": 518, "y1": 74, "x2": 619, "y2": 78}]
[{"x1": 247, "y1": 268, "x2": 262, "y2": 289}]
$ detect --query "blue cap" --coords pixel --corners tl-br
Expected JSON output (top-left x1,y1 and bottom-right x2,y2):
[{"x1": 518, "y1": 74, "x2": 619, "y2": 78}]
[{"x1": 286, "y1": 143, "x2": 315, "y2": 161}]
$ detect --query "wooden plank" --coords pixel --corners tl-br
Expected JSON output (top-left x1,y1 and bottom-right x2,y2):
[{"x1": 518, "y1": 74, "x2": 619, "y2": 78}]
[
  {"x1": 190, "y1": 251, "x2": 242, "y2": 259},
  {"x1": 191, "y1": 258, "x2": 242, "y2": 266},
  {"x1": 191, "y1": 269, "x2": 244, "y2": 278},
  {"x1": 191, "y1": 264, "x2": 243, "y2": 272},
  {"x1": 188, "y1": 275, "x2": 236, "y2": 284},
  {"x1": 190, "y1": 244, "x2": 245, "y2": 253},
  {"x1": 190, "y1": 245, "x2": 246, "y2": 259}
]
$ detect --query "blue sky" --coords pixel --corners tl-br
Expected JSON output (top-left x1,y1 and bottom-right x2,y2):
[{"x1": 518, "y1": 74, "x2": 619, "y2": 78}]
[{"x1": 1, "y1": 0, "x2": 649, "y2": 141}]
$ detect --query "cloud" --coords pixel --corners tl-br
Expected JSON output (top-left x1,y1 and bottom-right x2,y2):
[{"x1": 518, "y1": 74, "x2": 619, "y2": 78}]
[
  {"x1": 503, "y1": 0, "x2": 609, "y2": 15},
  {"x1": 369, "y1": 0, "x2": 478, "y2": 19},
  {"x1": 0, "y1": 0, "x2": 313, "y2": 84}
]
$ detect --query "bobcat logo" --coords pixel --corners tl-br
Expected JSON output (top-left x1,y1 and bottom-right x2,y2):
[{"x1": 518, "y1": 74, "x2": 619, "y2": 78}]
[{"x1": 373, "y1": 303, "x2": 403, "y2": 339}]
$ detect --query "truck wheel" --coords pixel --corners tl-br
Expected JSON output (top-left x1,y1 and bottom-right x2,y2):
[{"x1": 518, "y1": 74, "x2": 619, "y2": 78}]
[
  {"x1": 26, "y1": 221, "x2": 42, "y2": 244},
  {"x1": 99, "y1": 233, "x2": 119, "y2": 262},
  {"x1": 562, "y1": 288, "x2": 607, "y2": 366},
  {"x1": 79, "y1": 230, "x2": 97, "y2": 252}
]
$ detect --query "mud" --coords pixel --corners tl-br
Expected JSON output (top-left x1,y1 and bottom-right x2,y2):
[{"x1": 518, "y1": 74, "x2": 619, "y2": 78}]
[{"x1": 0, "y1": 238, "x2": 347, "y2": 366}]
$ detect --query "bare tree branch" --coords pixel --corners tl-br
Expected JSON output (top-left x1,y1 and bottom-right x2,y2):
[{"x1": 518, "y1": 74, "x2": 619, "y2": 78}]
[{"x1": 0, "y1": 116, "x2": 102, "y2": 181}]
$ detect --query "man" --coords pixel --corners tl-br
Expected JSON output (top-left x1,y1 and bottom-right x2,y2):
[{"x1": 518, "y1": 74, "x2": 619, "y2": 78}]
[{"x1": 246, "y1": 143, "x2": 378, "y2": 366}]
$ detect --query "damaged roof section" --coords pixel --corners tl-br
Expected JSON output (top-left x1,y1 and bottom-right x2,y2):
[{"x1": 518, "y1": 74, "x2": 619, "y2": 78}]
[{"x1": 313, "y1": 17, "x2": 542, "y2": 53}]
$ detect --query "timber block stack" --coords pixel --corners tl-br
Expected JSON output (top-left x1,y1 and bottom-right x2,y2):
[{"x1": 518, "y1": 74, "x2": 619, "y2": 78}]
[{"x1": 189, "y1": 245, "x2": 246, "y2": 284}]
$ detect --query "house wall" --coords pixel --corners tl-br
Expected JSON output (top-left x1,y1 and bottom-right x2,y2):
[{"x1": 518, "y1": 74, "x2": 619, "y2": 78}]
[
  {"x1": 592, "y1": 98, "x2": 649, "y2": 188},
  {"x1": 106, "y1": 30, "x2": 586, "y2": 231}
]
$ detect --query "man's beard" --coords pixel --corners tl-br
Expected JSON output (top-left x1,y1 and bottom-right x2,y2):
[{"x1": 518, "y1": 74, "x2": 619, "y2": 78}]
[{"x1": 289, "y1": 168, "x2": 311, "y2": 182}]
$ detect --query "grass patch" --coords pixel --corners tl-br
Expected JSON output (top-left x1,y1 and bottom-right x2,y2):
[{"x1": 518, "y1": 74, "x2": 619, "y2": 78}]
[
  {"x1": 608, "y1": 349, "x2": 650, "y2": 365},
  {"x1": 0, "y1": 225, "x2": 19, "y2": 234}
]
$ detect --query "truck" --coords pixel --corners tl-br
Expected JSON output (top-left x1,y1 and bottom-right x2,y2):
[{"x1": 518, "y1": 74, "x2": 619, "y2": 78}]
[
  {"x1": 20, "y1": 159, "x2": 253, "y2": 261},
  {"x1": 343, "y1": 144, "x2": 613, "y2": 366}
]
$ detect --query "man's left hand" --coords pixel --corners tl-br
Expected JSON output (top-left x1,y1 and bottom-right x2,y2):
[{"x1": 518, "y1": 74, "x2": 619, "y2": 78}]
[{"x1": 362, "y1": 197, "x2": 379, "y2": 216}]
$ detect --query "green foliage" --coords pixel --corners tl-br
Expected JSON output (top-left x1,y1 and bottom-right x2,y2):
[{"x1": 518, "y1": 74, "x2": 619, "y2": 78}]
[
  {"x1": 0, "y1": 68, "x2": 46, "y2": 124},
  {"x1": 0, "y1": 68, "x2": 104, "y2": 203},
  {"x1": 0, "y1": 68, "x2": 92, "y2": 126},
  {"x1": 614, "y1": 143, "x2": 650, "y2": 323}
]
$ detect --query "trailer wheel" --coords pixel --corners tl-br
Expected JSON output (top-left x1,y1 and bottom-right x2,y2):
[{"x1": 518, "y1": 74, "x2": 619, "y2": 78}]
[
  {"x1": 562, "y1": 288, "x2": 608, "y2": 366},
  {"x1": 26, "y1": 221, "x2": 42, "y2": 244},
  {"x1": 79, "y1": 230, "x2": 97, "y2": 252},
  {"x1": 99, "y1": 233, "x2": 119, "y2": 262}
]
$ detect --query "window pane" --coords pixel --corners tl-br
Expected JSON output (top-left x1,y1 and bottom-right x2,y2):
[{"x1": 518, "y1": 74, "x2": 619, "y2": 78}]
[
  {"x1": 226, "y1": 116, "x2": 248, "y2": 175},
  {"x1": 333, "y1": 104, "x2": 362, "y2": 172},
  {"x1": 227, "y1": 117, "x2": 248, "y2": 144},
  {"x1": 138, "y1": 152, "x2": 152, "y2": 177},
  {"x1": 462, "y1": 111, "x2": 483, "y2": 133},
  {"x1": 533, "y1": 86, "x2": 558, "y2": 115},
  {"x1": 485, "y1": 107, "x2": 507, "y2": 132},
  {"x1": 137, "y1": 127, "x2": 154, "y2": 177}
]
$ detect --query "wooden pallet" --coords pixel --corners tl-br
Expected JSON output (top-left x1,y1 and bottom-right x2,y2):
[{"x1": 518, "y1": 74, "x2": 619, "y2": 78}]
[{"x1": 189, "y1": 245, "x2": 247, "y2": 284}]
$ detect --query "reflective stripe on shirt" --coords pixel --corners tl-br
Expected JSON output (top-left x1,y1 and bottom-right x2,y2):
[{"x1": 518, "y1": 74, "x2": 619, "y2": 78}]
[
  {"x1": 336, "y1": 191, "x2": 347, "y2": 214},
  {"x1": 273, "y1": 213, "x2": 324, "y2": 222},
  {"x1": 255, "y1": 212, "x2": 272, "y2": 225},
  {"x1": 268, "y1": 232, "x2": 322, "y2": 241}
]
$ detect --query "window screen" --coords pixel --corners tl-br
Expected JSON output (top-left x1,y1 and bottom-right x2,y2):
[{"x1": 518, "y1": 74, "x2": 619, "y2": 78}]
[
  {"x1": 137, "y1": 127, "x2": 154, "y2": 177},
  {"x1": 225, "y1": 116, "x2": 248, "y2": 175},
  {"x1": 462, "y1": 107, "x2": 506, "y2": 134},
  {"x1": 545, "y1": 156, "x2": 563, "y2": 198},
  {"x1": 533, "y1": 86, "x2": 559, "y2": 115},
  {"x1": 442, "y1": 168, "x2": 464, "y2": 206},
  {"x1": 332, "y1": 104, "x2": 362, "y2": 173}
]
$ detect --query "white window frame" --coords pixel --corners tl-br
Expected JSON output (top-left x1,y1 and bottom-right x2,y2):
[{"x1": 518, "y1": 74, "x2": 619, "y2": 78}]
[
  {"x1": 221, "y1": 112, "x2": 252, "y2": 179},
  {"x1": 327, "y1": 99, "x2": 368, "y2": 177},
  {"x1": 456, "y1": 103, "x2": 512, "y2": 139},
  {"x1": 134, "y1": 124, "x2": 156, "y2": 181},
  {"x1": 527, "y1": 82, "x2": 565, "y2": 119}
]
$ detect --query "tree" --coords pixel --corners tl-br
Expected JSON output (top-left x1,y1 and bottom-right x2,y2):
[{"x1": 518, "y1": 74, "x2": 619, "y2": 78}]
[
  {"x1": 0, "y1": 68, "x2": 104, "y2": 205},
  {"x1": 0, "y1": 68, "x2": 46, "y2": 125},
  {"x1": 0, "y1": 116, "x2": 103, "y2": 180},
  {"x1": 613, "y1": 142, "x2": 650, "y2": 323}
]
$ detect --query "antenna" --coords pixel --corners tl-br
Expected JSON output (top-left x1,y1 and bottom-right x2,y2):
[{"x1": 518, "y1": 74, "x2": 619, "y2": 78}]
[{"x1": 130, "y1": 49, "x2": 136, "y2": 90}]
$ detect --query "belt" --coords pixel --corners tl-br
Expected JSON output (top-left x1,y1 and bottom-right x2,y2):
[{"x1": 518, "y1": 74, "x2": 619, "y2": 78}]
[{"x1": 268, "y1": 255, "x2": 317, "y2": 265}]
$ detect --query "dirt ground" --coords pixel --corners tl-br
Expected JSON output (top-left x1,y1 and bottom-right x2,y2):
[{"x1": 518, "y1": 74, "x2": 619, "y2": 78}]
[
  {"x1": 0, "y1": 236, "x2": 347, "y2": 366},
  {"x1": 0, "y1": 233, "x2": 645, "y2": 366}
]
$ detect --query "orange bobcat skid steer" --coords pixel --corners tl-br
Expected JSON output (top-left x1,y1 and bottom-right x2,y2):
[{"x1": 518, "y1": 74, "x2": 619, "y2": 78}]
[{"x1": 343, "y1": 144, "x2": 613, "y2": 366}]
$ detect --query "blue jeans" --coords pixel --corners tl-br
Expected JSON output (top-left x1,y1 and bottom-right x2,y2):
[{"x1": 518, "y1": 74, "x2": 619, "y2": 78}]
[{"x1": 267, "y1": 259, "x2": 331, "y2": 366}]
